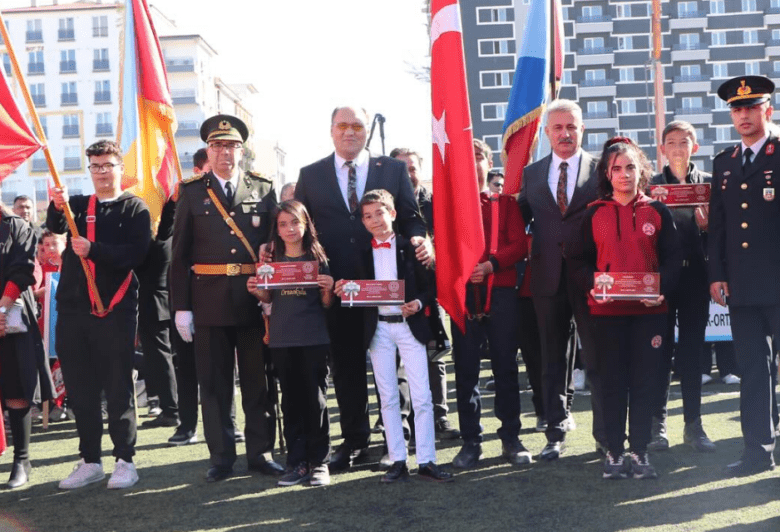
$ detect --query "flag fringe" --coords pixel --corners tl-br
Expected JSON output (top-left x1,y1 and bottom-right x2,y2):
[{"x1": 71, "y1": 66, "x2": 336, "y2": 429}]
[{"x1": 500, "y1": 105, "x2": 545, "y2": 164}]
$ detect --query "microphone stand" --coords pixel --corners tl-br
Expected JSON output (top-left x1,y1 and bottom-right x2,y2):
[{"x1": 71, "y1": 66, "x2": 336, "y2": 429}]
[{"x1": 366, "y1": 113, "x2": 386, "y2": 155}]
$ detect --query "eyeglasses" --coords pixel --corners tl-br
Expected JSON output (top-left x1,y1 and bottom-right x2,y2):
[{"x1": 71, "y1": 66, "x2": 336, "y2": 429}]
[
  {"x1": 333, "y1": 122, "x2": 366, "y2": 132},
  {"x1": 209, "y1": 142, "x2": 243, "y2": 152},
  {"x1": 88, "y1": 163, "x2": 120, "y2": 173}
]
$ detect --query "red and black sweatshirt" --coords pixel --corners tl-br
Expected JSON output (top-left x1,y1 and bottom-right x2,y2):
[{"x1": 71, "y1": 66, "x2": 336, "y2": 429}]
[
  {"x1": 570, "y1": 193, "x2": 682, "y2": 316},
  {"x1": 472, "y1": 192, "x2": 528, "y2": 289}
]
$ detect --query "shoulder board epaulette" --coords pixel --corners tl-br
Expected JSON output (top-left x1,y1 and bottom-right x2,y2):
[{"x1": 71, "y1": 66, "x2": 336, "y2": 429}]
[
  {"x1": 245, "y1": 171, "x2": 271, "y2": 182},
  {"x1": 181, "y1": 173, "x2": 204, "y2": 185},
  {"x1": 714, "y1": 145, "x2": 738, "y2": 160}
]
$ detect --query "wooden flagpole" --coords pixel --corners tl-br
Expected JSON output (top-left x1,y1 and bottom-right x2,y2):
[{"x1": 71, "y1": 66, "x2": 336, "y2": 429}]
[{"x1": 0, "y1": 13, "x2": 106, "y2": 314}]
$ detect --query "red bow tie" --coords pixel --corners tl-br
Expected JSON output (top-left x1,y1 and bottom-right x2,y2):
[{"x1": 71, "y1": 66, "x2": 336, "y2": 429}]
[{"x1": 372, "y1": 240, "x2": 392, "y2": 249}]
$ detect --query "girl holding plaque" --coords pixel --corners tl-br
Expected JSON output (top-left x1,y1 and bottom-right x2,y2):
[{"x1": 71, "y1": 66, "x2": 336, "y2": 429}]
[
  {"x1": 570, "y1": 139, "x2": 682, "y2": 480},
  {"x1": 247, "y1": 200, "x2": 334, "y2": 487}
]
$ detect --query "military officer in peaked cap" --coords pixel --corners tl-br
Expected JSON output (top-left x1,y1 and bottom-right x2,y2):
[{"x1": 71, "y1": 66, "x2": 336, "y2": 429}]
[
  {"x1": 709, "y1": 75, "x2": 780, "y2": 476},
  {"x1": 170, "y1": 114, "x2": 283, "y2": 481}
]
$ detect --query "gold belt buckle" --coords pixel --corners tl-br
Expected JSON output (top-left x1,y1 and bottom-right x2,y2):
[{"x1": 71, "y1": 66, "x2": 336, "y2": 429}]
[{"x1": 226, "y1": 263, "x2": 241, "y2": 276}]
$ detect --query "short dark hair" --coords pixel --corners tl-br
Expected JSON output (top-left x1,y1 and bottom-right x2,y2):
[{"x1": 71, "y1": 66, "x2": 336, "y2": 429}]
[
  {"x1": 662, "y1": 120, "x2": 697, "y2": 144},
  {"x1": 13, "y1": 195, "x2": 33, "y2": 205},
  {"x1": 487, "y1": 170, "x2": 504, "y2": 184},
  {"x1": 86, "y1": 140, "x2": 122, "y2": 159},
  {"x1": 193, "y1": 148, "x2": 208, "y2": 170},
  {"x1": 596, "y1": 138, "x2": 653, "y2": 198},
  {"x1": 473, "y1": 138, "x2": 492, "y2": 160},
  {"x1": 360, "y1": 189, "x2": 395, "y2": 214},
  {"x1": 389, "y1": 147, "x2": 422, "y2": 164}
]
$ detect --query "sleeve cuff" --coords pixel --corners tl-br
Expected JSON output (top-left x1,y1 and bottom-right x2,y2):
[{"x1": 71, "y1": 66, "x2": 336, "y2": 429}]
[
  {"x1": 488, "y1": 256, "x2": 500, "y2": 272},
  {"x1": 3, "y1": 281, "x2": 21, "y2": 301}
]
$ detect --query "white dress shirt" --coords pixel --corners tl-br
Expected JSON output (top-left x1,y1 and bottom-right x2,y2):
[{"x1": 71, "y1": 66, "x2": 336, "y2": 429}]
[
  {"x1": 548, "y1": 149, "x2": 582, "y2": 206},
  {"x1": 213, "y1": 173, "x2": 239, "y2": 204},
  {"x1": 334, "y1": 149, "x2": 369, "y2": 210},
  {"x1": 372, "y1": 234, "x2": 402, "y2": 316},
  {"x1": 741, "y1": 134, "x2": 768, "y2": 166}
]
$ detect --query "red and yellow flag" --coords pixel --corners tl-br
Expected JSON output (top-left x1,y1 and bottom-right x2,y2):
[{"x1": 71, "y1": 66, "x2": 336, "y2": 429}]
[{"x1": 0, "y1": 68, "x2": 41, "y2": 181}]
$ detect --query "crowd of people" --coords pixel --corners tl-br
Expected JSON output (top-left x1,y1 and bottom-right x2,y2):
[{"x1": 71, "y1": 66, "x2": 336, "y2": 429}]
[{"x1": 0, "y1": 74, "x2": 778, "y2": 490}]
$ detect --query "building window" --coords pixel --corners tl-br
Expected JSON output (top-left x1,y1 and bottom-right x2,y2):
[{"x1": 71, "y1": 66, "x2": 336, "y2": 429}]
[
  {"x1": 742, "y1": 0, "x2": 757, "y2": 10},
  {"x1": 584, "y1": 37, "x2": 605, "y2": 50},
  {"x1": 587, "y1": 133, "x2": 608, "y2": 150},
  {"x1": 63, "y1": 114, "x2": 80, "y2": 138},
  {"x1": 96, "y1": 112, "x2": 113, "y2": 136},
  {"x1": 713, "y1": 63, "x2": 728, "y2": 78},
  {"x1": 716, "y1": 127, "x2": 731, "y2": 142},
  {"x1": 584, "y1": 69, "x2": 606, "y2": 86},
  {"x1": 618, "y1": 67, "x2": 635, "y2": 82},
  {"x1": 60, "y1": 50, "x2": 76, "y2": 73},
  {"x1": 27, "y1": 51, "x2": 44, "y2": 75},
  {"x1": 586, "y1": 101, "x2": 609, "y2": 118},
  {"x1": 773, "y1": 29, "x2": 780, "y2": 41},
  {"x1": 64, "y1": 146, "x2": 82, "y2": 171},
  {"x1": 483, "y1": 135, "x2": 501, "y2": 153},
  {"x1": 2, "y1": 54, "x2": 10, "y2": 76},
  {"x1": 677, "y1": 1, "x2": 698, "y2": 17},
  {"x1": 679, "y1": 33, "x2": 700, "y2": 49},
  {"x1": 620, "y1": 99, "x2": 637, "y2": 114},
  {"x1": 617, "y1": 36, "x2": 633, "y2": 50},
  {"x1": 61, "y1": 82, "x2": 78, "y2": 106},
  {"x1": 477, "y1": 7, "x2": 514, "y2": 24},
  {"x1": 95, "y1": 80, "x2": 111, "y2": 103},
  {"x1": 714, "y1": 96, "x2": 728, "y2": 110},
  {"x1": 680, "y1": 64, "x2": 702, "y2": 79},
  {"x1": 31, "y1": 83, "x2": 45, "y2": 107},
  {"x1": 582, "y1": 5, "x2": 603, "y2": 18},
  {"x1": 58, "y1": 17, "x2": 75, "y2": 41},
  {"x1": 624, "y1": 130, "x2": 639, "y2": 143},
  {"x1": 743, "y1": 30, "x2": 758, "y2": 44},
  {"x1": 745, "y1": 61, "x2": 760, "y2": 75},
  {"x1": 682, "y1": 96, "x2": 703, "y2": 111},
  {"x1": 39, "y1": 116, "x2": 47, "y2": 138},
  {"x1": 31, "y1": 153, "x2": 47, "y2": 173},
  {"x1": 772, "y1": 0, "x2": 780, "y2": 7},
  {"x1": 478, "y1": 39, "x2": 516, "y2": 56},
  {"x1": 481, "y1": 71, "x2": 514, "y2": 88},
  {"x1": 616, "y1": 4, "x2": 632, "y2": 17},
  {"x1": 710, "y1": 0, "x2": 725, "y2": 13},
  {"x1": 26, "y1": 19, "x2": 42, "y2": 43},
  {"x1": 93, "y1": 15, "x2": 109, "y2": 37},
  {"x1": 93, "y1": 49, "x2": 109, "y2": 71},
  {"x1": 482, "y1": 103, "x2": 508, "y2": 121},
  {"x1": 712, "y1": 31, "x2": 727, "y2": 46}
]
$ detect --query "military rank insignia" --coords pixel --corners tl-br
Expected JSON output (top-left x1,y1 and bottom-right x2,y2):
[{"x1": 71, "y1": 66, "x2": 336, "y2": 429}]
[{"x1": 764, "y1": 188, "x2": 775, "y2": 201}]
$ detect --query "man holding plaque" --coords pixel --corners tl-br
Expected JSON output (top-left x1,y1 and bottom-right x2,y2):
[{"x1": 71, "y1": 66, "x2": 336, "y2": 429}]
[
  {"x1": 295, "y1": 106, "x2": 428, "y2": 471},
  {"x1": 170, "y1": 114, "x2": 283, "y2": 482},
  {"x1": 647, "y1": 121, "x2": 715, "y2": 453},
  {"x1": 709, "y1": 75, "x2": 780, "y2": 476}
]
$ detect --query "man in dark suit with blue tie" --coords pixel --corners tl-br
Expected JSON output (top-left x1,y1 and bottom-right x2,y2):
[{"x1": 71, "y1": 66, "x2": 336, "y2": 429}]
[
  {"x1": 710, "y1": 75, "x2": 780, "y2": 476},
  {"x1": 295, "y1": 106, "x2": 429, "y2": 471},
  {"x1": 518, "y1": 99, "x2": 604, "y2": 460}
]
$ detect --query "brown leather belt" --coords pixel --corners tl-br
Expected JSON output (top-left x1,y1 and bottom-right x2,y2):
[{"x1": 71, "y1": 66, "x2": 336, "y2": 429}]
[{"x1": 192, "y1": 263, "x2": 256, "y2": 276}]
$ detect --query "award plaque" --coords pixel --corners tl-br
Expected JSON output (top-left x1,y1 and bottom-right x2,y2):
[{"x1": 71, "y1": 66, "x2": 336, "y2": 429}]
[
  {"x1": 341, "y1": 280, "x2": 406, "y2": 307},
  {"x1": 593, "y1": 272, "x2": 660, "y2": 300},
  {"x1": 256, "y1": 261, "x2": 319, "y2": 289},
  {"x1": 649, "y1": 183, "x2": 710, "y2": 207}
]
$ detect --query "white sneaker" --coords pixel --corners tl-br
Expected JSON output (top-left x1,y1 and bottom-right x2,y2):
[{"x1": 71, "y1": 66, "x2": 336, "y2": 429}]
[
  {"x1": 572, "y1": 369, "x2": 586, "y2": 391},
  {"x1": 722, "y1": 374, "x2": 741, "y2": 385},
  {"x1": 701, "y1": 374, "x2": 713, "y2": 385},
  {"x1": 59, "y1": 459, "x2": 105, "y2": 489},
  {"x1": 107, "y1": 459, "x2": 139, "y2": 489}
]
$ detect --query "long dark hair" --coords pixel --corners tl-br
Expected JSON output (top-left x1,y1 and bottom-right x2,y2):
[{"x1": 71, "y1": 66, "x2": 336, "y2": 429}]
[
  {"x1": 269, "y1": 200, "x2": 328, "y2": 265},
  {"x1": 596, "y1": 137, "x2": 653, "y2": 199}
]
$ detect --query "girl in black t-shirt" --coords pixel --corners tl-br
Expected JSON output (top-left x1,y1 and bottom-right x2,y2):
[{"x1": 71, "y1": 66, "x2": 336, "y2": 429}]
[{"x1": 247, "y1": 200, "x2": 334, "y2": 487}]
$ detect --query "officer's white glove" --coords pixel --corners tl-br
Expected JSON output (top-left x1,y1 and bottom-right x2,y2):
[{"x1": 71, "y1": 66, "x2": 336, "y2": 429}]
[{"x1": 175, "y1": 311, "x2": 195, "y2": 343}]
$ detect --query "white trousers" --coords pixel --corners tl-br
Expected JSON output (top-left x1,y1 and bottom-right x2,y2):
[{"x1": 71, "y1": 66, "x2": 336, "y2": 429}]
[{"x1": 369, "y1": 320, "x2": 436, "y2": 465}]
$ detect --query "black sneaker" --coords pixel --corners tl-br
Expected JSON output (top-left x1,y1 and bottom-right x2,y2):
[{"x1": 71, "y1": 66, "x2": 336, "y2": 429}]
[
  {"x1": 168, "y1": 429, "x2": 198, "y2": 446},
  {"x1": 435, "y1": 418, "x2": 461, "y2": 440},
  {"x1": 647, "y1": 417, "x2": 669, "y2": 452},
  {"x1": 277, "y1": 463, "x2": 310, "y2": 487},
  {"x1": 683, "y1": 418, "x2": 716, "y2": 453},
  {"x1": 417, "y1": 462, "x2": 454, "y2": 483},
  {"x1": 603, "y1": 451, "x2": 630, "y2": 479},
  {"x1": 142, "y1": 414, "x2": 180, "y2": 428},
  {"x1": 630, "y1": 451, "x2": 658, "y2": 479},
  {"x1": 452, "y1": 442, "x2": 483, "y2": 469},
  {"x1": 502, "y1": 439, "x2": 533, "y2": 465}
]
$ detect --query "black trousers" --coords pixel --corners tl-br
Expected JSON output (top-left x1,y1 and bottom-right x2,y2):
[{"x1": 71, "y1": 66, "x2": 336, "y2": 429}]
[
  {"x1": 327, "y1": 305, "x2": 370, "y2": 449},
  {"x1": 56, "y1": 311, "x2": 137, "y2": 463},
  {"x1": 703, "y1": 342, "x2": 739, "y2": 377},
  {"x1": 654, "y1": 265, "x2": 709, "y2": 423},
  {"x1": 518, "y1": 296, "x2": 544, "y2": 419},
  {"x1": 194, "y1": 324, "x2": 276, "y2": 468},
  {"x1": 452, "y1": 287, "x2": 521, "y2": 444},
  {"x1": 594, "y1": 313, "x2": 665, "y2": 455},
  {"x1": 139, "y1": 316, "x2": 178, "y2": 417},
  {"x1": 729, "y1": 305, "x2": 780, "y2": 462},
  {"x1": 273, "y1": 344, "x2": 330, "y2": 467}
]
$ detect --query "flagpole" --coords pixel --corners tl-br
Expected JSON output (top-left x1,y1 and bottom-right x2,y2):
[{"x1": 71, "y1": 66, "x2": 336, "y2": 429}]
[{"x1": 0, "y1": 13, "x2": 106, "y2": 315}]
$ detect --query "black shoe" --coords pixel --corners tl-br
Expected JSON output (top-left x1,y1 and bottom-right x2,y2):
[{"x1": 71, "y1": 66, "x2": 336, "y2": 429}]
[
  {"x1": 248, "y1": 459, "x2": 285, "y2": 476},
  {"x1": 502, "y1": 439, "x2": 533, "y2": 465},
  {"x1": 683, "y1": 418, "x2": 716, "y2": 453},
  {"x1": 206, "y1": 466, "x2": 233, "y2": 483},
  {"x1": 167, "y1": 429, "x2": 198, "y2": 446},
  {"x1": 380, "y1": 461, "x2": 409, "y2": 483},
  {"x1": 329, "y1": 443, "x2": 369, "y2": 472},
  {"x1": 234, "y1": 430, "x2": 245, "y2": 443},
  {"x1": 434, "y1": 418, "x2": 461, "y2": 440},
  {"x1": 452, "y1": 442, "x2": 483, "y2": 469},
  {"x1": 417, "y1": 462, "x2": 454, "y2": 483},
  {"x1": 7, "y1": 459, "x2": 31, "y2": 489},
  {"x1": 540, "y1": 441, "x2": 564, "y2": 461},
  {"x1": 725, "y1": 457, "x2": 775, "y2": 477},
  {"x1": 142, "y1": 414, "x2": 180, "y2": 428}
]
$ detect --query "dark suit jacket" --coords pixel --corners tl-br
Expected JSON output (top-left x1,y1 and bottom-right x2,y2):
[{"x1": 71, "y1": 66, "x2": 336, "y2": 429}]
[
  {"x1": 708, "y1": 136, "x2": 780, "y2": 307},
  {"x1": 170, "y1": 170, "x2": 277, "y2": 326},
  {"x1": 295, "y1": 152, "x2": 425, "y2": 281},
  {"x1": 518, "y1": 152, "x2": 599, "y2": 297},
  {"x1": 137, "y1": 198, "x2": 176, "y2": 322},
  {"x1": 356, "y1": 235, "x2": 434, "y2": 351}
]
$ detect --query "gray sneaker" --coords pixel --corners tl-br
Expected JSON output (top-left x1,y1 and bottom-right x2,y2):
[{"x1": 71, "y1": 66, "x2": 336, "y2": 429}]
[
  {"x1": 603, "y1": 451, "x2": 630, "y2": 480},
  {"x1": 683, "y1": 417, "x2": 716, "y2": 452},
  {"x1": 630, "y1": 452, "x2": 658, "y2": 479},
  {"x1": 502, "y1": 439, "x2": 533, "y2": 465},
  {"x1": 309, "y1": 464, "x2": 330, "y2": 487},
  {"x1": 647, "y1": 417, "x2": 669, "y2": 452},
  {"x1": 277, "y1": 463, "x2": 310, "y2": 487}
]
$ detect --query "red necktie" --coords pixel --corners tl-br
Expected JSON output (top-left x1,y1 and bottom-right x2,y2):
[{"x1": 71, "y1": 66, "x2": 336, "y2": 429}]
[
  {"x1": 372, "y1": 239, "x2": 391, "y2": 249},
  {"x1": 557, "y1": 161, "x2": 568, "y2": 214}
]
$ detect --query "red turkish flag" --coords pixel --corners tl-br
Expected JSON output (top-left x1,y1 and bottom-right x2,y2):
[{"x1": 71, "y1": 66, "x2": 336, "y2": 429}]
[
  {"x1": 431, "y1": 0, "x2": 485, "y2": 333},
  {"x1": 0, "y1": 69, "x2": 41, "y2": 182}
]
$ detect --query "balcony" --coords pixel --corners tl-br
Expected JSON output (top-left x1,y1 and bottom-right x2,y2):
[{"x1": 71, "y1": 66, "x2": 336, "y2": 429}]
[
  {"x1": 26, "y1": 30, "x2": 42, "y2": 43},
  {"x1": 583, "y1": 143, "x2": 607, "y2": 153},
  {"x1": 61, "y1": 93, "x2": 78, "y2": 106},
  {"x1": 670, "y1": 11, "x2": 707, "y2": 29},
  {"x1": 580, "y1": 78, "x2": 614, "y2": 87},
  {"x1": 176, "y1": 125, "x2": 200, "y2": 137},
  {"x1": 62, "y1": 125, "x2": 80, "y2": 138},
  {"x1": 96, "y1": 123, "x2": 113, "y2": 136},
  {"x1": 172, "y1": 95, "x2": 197, "y2": 105},
  {"x1": 93, "y1": 27, "x2": 108, "y2": 38},
  {"x1": 166, "y1": 59, "x2": 194, "y2": 73},
  {"x1": 767, "y1": 8, "x2": 780, "y2": 25},
  {"x1": 32, "y1": 94, "x2": 45, "y2": 107},
  {"x1": 671, "y1": 43, "x2": 709, "y2": 62},
  {"x1": 674, "y1": 74, "x2": 707, "y2": 82},
  {"x1": 27, "y1": 63, "x2": 44, "y2": 75},
  {"x1": 58, "y1": 29, "x2": 75, "y2": 41},
  {"x1": 93, "y1": 59, "x2": 110, "y2": 71},
  {"x1": 60, "y1": 61, "x2": 77, "y2": 74},
  {"x1": 94, "y1": 92, "x2": 111, "y2": 104},
  {"x1": 31, "y1": 159, "x2": 48, "y2": 172},
  {"x1": 673, "y1": 74, "x2": 710, "y2": 93},
  {"x1": 577, "y1": 47, "x2": 614, "y2": 66},
  {"x1": 579, "y1": 47, "x2": 614, "y2": 55},
  {"x1": 63, "y1": 157, "x2": 81, "y2": 171},
  {"x1": 676, "y1": 107, "x2": 711, "y2": 115},
  {"x1": 577, "y1": 15, "x2": 612, "y2": 23},
  {"x1": 583, "y1": 111, "x2": 612, "y2": 120},
  {"x1": 677, "y1": 10, "x2": 707, "y2": 19},
  {"x1": 579, "y1": 78, "x2": 616, "y2": 98}
]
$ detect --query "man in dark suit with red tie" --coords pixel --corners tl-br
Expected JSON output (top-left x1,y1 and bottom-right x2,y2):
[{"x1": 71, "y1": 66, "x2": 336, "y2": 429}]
[{"x1": 295, "y1": 106, "x2": 429, "y2": 471}]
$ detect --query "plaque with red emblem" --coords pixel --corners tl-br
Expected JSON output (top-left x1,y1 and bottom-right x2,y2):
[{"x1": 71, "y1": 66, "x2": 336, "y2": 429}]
[
  {"x1": 256, "y1": 261, "x2": 319, "y2": 289},
  {"x1": 340, "y1": 280, "x2": 406, "y2": 307},
  {"x1": 649, "y1": 183, "x2": 710, "y2": 207},
  {"x1": 593, "y1": 272, "x2": 660, "y2": 300}
]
